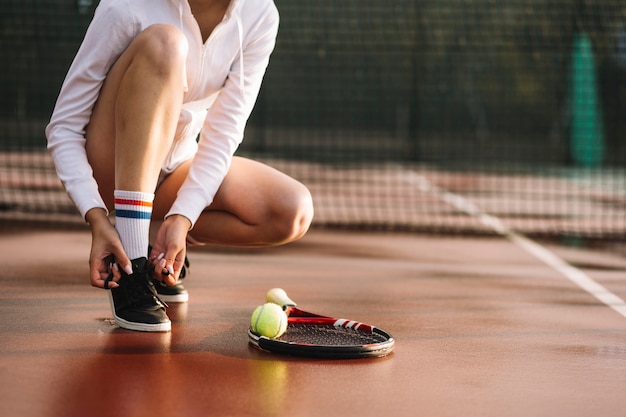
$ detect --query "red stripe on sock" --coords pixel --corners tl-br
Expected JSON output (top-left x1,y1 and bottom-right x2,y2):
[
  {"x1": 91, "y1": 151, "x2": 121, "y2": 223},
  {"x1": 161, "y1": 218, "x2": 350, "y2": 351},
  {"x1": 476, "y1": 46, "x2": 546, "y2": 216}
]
[{"x1": 114, "y1": 198, "x2": 153, "y2": 207}]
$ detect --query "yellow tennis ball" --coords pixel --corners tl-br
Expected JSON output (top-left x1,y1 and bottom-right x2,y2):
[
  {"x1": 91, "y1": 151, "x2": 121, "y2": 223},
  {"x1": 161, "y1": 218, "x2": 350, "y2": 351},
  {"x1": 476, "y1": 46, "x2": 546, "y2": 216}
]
[{"x1": 251, "y1": 303, "x2": 288, "y2": 338}]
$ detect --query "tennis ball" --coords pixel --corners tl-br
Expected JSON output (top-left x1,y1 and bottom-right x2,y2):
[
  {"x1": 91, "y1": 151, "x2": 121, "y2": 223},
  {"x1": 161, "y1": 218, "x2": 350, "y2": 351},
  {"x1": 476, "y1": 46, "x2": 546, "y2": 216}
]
[{"x1": 251, "y1": 303, "x2": 288, "y2": 338}]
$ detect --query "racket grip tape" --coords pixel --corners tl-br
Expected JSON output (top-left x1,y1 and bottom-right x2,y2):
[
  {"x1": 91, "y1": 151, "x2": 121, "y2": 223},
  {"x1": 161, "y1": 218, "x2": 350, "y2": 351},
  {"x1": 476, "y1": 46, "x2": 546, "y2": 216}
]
[{"x1": 266, "y1": 288, "x2": 297, "y2": 308}]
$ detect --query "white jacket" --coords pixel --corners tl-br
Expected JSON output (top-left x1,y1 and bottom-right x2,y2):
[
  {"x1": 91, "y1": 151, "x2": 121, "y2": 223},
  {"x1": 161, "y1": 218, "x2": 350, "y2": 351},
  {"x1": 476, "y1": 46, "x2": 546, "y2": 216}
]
[{"x1": 46, "y1": 0, "x2": 279, "y2": 227}]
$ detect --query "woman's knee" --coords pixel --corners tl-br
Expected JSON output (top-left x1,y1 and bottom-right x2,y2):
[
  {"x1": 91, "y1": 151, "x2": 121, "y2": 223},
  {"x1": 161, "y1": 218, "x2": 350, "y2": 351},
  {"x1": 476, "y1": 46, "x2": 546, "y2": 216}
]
[
  {"x1": 133, "y1": 24, "x2": 188, "y2": 74},
  {"x1": 272, "y1": 183, "x2": 314, "y2": 243}
]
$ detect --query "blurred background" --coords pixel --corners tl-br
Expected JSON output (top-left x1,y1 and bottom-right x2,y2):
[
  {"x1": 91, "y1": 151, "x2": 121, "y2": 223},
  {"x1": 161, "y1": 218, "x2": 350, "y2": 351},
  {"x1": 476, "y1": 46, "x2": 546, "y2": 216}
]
[{"x1": 1, "y1": 0, "x2": 624, "y2": 253}]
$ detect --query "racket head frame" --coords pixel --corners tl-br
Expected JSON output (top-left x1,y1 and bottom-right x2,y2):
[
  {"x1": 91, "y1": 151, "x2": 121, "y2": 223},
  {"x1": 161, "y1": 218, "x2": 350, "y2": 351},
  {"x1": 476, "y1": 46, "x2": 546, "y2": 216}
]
[{"x1": 248, "y1": 306, "x2": 395, "y2": 359}]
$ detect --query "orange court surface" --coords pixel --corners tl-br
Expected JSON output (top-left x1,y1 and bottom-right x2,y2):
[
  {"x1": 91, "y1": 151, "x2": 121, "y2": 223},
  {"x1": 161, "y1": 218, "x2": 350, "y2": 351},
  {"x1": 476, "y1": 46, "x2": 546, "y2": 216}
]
[{"x1": 1, "y1": 224, "x2": 626, "y2": 417}]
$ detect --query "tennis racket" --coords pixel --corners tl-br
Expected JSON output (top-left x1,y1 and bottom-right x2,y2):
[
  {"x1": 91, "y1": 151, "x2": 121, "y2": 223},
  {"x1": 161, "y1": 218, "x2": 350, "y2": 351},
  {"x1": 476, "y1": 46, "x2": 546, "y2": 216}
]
[{"x1": 248, "y1": 288, "x2": 395, "y2": 359}]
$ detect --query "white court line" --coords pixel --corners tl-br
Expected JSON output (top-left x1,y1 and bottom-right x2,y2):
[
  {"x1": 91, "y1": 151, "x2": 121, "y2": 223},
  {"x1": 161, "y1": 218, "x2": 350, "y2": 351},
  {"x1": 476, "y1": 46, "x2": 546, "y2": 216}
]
[{"x1": 408, "y1": 172, "x2": 626, "y2": 319}]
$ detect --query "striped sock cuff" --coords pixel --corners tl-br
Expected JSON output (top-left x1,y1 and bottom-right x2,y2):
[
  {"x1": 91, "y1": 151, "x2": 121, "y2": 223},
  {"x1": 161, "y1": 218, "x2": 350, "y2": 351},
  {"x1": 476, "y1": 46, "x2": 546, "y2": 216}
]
[
  {"x1": 114, "y1": 190, "x2": 154, "y2": 219},
  {"x1": 114, "y1": 190, "x2": 154, "y2": 260}
]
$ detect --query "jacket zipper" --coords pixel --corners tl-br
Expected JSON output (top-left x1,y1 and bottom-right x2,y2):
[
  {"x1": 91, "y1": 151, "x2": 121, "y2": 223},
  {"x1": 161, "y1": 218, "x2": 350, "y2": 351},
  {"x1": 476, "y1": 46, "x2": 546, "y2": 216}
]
[{"x1": 191, "y1": 14, "x2": 230, "y2": 98}]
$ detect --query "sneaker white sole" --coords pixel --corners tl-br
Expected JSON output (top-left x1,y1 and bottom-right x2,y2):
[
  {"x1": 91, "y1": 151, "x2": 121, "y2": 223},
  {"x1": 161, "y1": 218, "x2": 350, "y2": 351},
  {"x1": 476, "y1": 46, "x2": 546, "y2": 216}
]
[
  {"x1": 107, "y1": 292, "x2": 171, "y2": 332},
  {"x1": 157, "y1": 292, "x2": 189, "y2": 303}
]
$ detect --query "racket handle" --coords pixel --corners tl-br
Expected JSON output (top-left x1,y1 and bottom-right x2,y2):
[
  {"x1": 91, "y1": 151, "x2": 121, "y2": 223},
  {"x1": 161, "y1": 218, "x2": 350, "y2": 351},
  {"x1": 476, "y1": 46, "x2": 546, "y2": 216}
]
[{"x1": 266, "y1": 288, "x2": 297, "y2": 308}]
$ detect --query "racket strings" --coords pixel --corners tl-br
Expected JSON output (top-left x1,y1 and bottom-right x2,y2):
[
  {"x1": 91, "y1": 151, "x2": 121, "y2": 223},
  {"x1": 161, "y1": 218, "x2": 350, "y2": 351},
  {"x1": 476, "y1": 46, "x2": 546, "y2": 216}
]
[{"x1": 278, "y1": 324, "x2": 387, "y2": 346}]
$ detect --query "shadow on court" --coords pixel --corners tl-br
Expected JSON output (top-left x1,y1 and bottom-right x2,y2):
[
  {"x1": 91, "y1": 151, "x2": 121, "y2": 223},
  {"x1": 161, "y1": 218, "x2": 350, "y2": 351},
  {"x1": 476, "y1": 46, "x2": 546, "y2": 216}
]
[{"x1": 1, "y1": 226, "x2": 625, "y2": 417}]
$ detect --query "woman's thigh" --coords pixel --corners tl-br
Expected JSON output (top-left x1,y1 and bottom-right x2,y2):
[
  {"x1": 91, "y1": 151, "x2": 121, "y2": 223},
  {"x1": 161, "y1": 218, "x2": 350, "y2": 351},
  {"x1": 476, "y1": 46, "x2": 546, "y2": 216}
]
[{"x1": 153, "y1": 156, "x2": 313, "y2": 225}]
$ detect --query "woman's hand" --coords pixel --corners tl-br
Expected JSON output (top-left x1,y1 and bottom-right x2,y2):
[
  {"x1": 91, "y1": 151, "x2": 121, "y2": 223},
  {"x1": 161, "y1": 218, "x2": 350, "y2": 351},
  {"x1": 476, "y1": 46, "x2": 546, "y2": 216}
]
[
  {"x1": 85, "y1": 208, "x2": 132, "y2": 289},
  {"x1": 149, "y1": 214, "x2": 192, "y2": 286}
]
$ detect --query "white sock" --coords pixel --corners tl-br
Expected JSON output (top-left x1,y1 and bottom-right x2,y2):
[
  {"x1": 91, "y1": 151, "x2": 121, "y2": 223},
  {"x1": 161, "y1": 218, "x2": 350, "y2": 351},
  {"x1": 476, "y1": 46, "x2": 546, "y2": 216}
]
[{"x1": 114, "y1": 190, "x2": 154, "y2": 261}]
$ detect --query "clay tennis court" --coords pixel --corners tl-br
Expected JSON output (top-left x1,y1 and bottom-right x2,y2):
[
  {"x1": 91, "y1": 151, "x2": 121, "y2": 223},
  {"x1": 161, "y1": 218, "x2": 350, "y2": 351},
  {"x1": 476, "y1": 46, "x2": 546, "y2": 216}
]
[
  {"x1": 3, "y1": 2, "x2": 626, "y2": 415},
  {"x1": 1, "y1": 223, "x2": 625, "y2": 417}
]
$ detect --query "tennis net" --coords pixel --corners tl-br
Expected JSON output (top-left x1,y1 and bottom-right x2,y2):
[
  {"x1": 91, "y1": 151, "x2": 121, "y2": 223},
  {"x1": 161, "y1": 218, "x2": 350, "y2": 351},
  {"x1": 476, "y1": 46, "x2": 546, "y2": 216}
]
[{"x1": 1, "y1": 0, "x2": 625, "y2": 241}]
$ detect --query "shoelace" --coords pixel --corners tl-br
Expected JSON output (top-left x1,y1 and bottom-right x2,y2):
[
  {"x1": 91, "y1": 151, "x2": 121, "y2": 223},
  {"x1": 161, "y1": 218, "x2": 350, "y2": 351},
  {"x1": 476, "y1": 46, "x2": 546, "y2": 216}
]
[{"x1": 124, "y1": 270, "x2": 168, "y2": 309}]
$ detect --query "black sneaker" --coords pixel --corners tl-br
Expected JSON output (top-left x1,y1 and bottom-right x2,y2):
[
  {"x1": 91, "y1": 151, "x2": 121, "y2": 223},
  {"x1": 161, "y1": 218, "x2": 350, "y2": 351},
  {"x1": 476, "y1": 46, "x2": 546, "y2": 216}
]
[
  {"x1": 108, "y1": 257, "x2": 171, "y2": 332},
  {"x1": 153, "y1": 279, "x2": 189, "y2": 303},
  {"x1": 151, "y1": 251, "x2": 190, "y2": 303}
]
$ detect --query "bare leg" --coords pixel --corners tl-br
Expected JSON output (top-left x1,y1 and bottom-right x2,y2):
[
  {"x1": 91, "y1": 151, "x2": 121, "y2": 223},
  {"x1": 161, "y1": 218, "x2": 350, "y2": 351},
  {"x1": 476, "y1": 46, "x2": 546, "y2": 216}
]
[
  {"x1": 153, "y1": 157, "x2": 314, "y2": 247},
  {"x1": 83, "y1": 24, "x2": 188, "y2": 290},
  {"x1": 86, "y1": 24, "x2": 188, "y2": 204},
  {"x1": 81, "y1": 25, "x2": 189, "y2": 331}
]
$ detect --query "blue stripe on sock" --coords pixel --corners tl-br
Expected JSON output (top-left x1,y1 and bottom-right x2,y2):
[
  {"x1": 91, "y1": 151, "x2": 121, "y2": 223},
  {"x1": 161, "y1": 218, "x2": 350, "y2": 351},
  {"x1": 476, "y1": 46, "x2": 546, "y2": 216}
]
[{"x1": 115, "y1": 209, "x2": 152, "y2": 219}]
